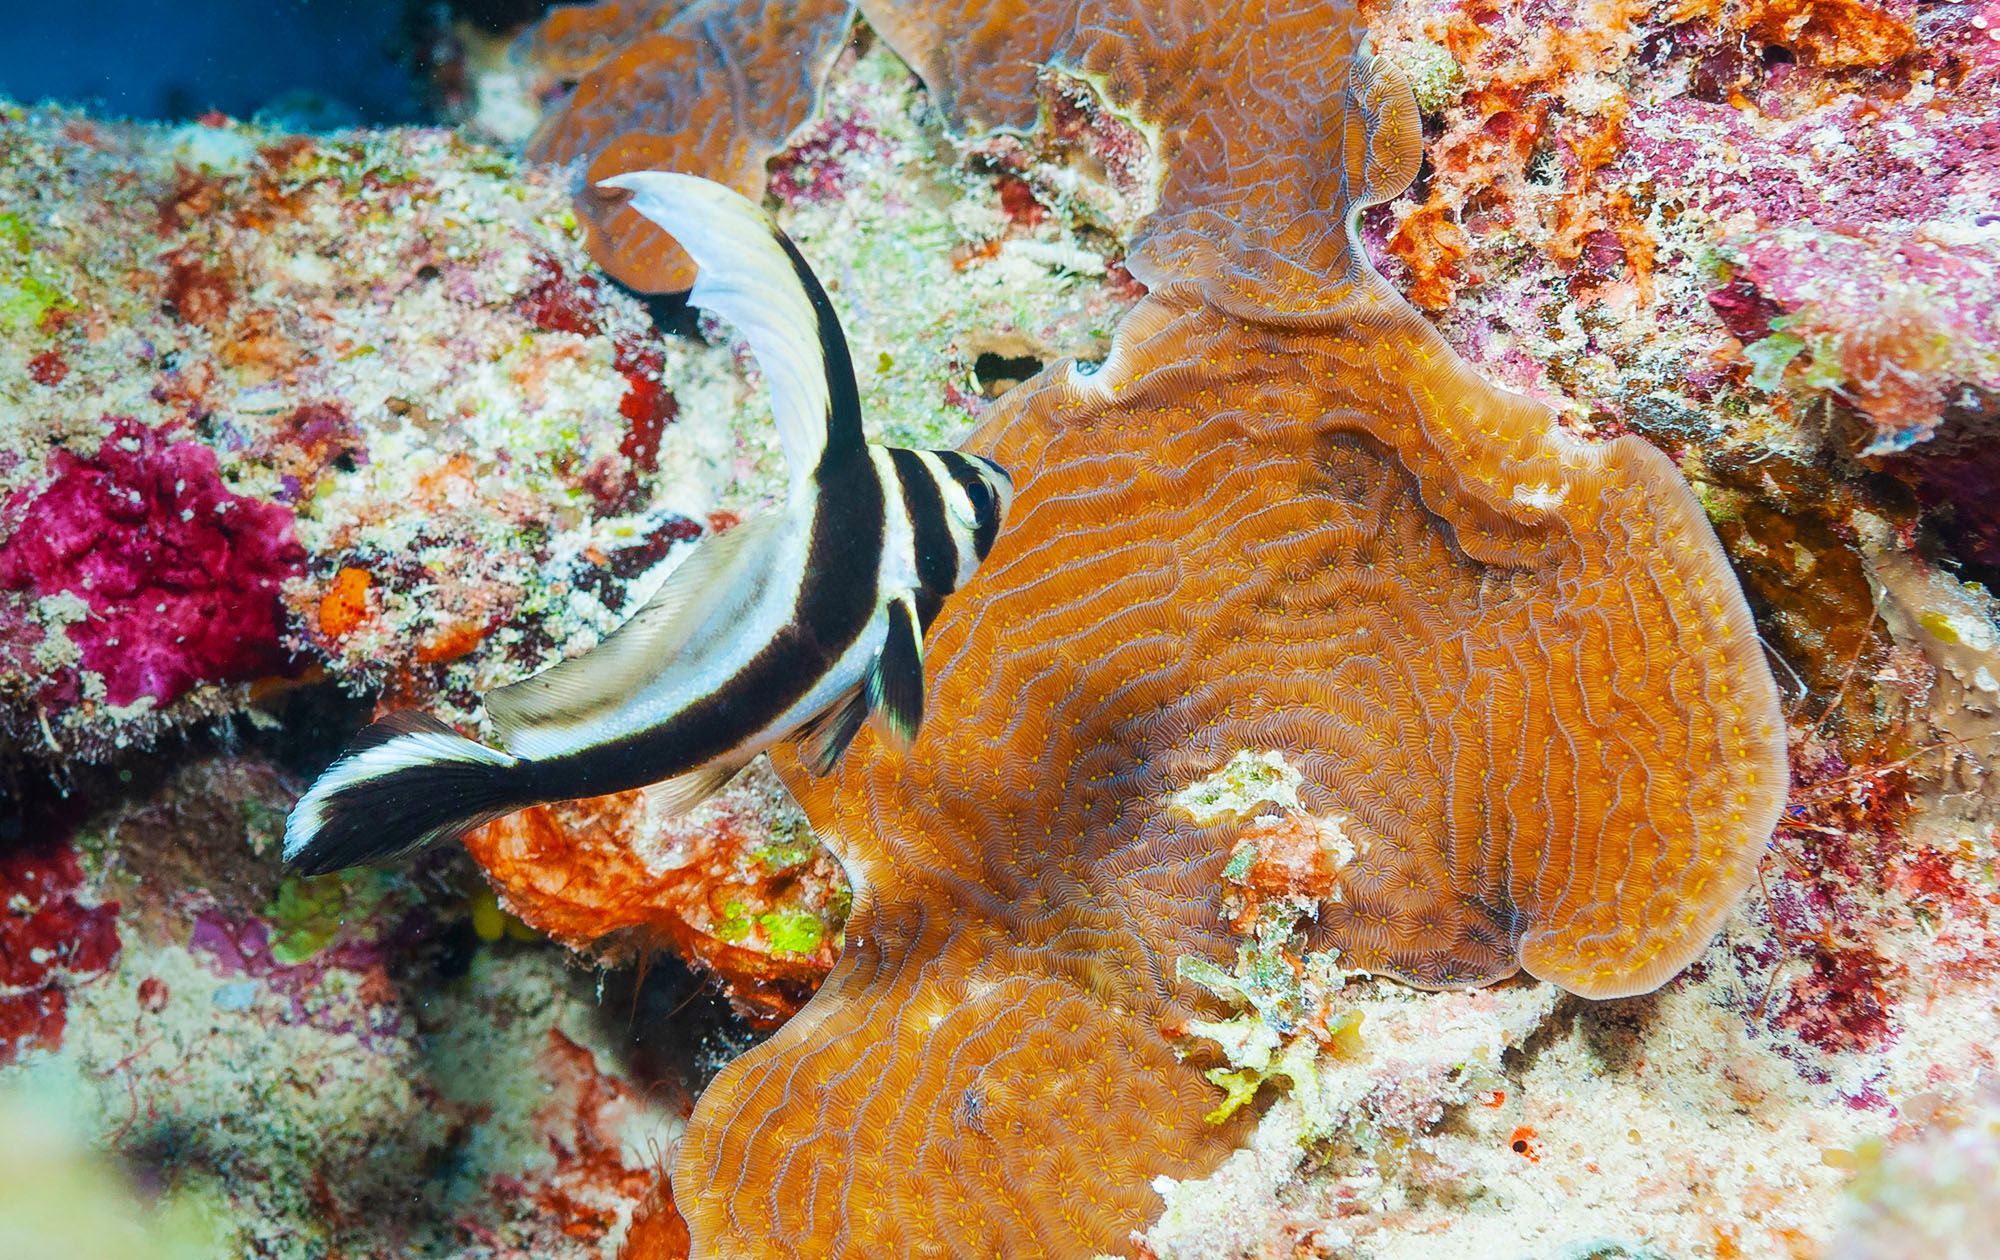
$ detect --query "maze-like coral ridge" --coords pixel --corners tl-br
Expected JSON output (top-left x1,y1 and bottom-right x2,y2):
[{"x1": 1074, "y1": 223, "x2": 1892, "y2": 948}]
[
  {"x1": 860, "y1": 0, "x2": 1409, "y2": 317},
  {"x1": 522, "y1": 0, "x2": 854, "y2": 291},
  {"x1": 636, "y1": 7, "x2": 1788, "y2": 1257}
]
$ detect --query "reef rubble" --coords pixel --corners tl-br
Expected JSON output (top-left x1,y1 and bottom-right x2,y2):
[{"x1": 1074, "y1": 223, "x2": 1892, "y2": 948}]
[{"x1": 0, "y1": 0, "x2": 1997, "y2": 1257}]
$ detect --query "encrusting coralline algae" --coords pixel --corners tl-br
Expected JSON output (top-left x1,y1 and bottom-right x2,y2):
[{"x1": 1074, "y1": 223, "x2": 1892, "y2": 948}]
[{"x1": 1, "y1": 0, "x2": 1998, "y2": 1256}]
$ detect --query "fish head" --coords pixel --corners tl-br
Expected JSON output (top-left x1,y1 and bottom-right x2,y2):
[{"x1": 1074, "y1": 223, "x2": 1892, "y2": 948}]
[{"x1": 936, "y1": 451, "x2": 1013, "y2": 591}]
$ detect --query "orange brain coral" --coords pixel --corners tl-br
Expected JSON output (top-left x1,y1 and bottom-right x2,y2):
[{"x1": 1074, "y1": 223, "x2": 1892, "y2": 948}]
[
  {"x1": 633, "y1": 4, "x2": 1787, "y2": 1257},
  {"x1": 522, "y1": 0, "x2": 854, "y2": 291},
  {"x1": 505, "y1": 1, "x2": 1785, "y2": 1254},
  {"x1": 864, "y1": 0, "x2": 1419, "y2": 316}
]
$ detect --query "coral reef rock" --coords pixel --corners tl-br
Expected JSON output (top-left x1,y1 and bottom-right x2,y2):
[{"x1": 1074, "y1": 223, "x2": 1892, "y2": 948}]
[{"x1": 2, "y1": 0, "x2": 1998, "y2": 1256}]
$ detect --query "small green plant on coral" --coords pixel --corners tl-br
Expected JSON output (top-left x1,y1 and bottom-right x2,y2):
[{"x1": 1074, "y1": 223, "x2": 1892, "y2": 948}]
[
  {"x1": 758, "y1": 909, "x2": 824, "y2": 956},
  {"x1": 1741, "y1": 316, "x2": 1851, "y2": 399},
  {"x1": 1178, "y1": 945, "x2": 1360, "y2": 1124},
  {"x1": 751, "y1": 819, "x2": 818, "y2": 873},
  {"x1": 263, "y1": 871, "x2": 390, "y2": 965},
  {"x1": 0, "y1": 269, "x2": 67, "y2": 333},
  {"x1": 714, "y1": 900, "x2": 825, "y2": 954},
  {"x1": 0, "y1": 208, "x2": 72, "y2": 332},
  {"x1": 715, "y1": 899, "x2": 755, "y2": 943}
]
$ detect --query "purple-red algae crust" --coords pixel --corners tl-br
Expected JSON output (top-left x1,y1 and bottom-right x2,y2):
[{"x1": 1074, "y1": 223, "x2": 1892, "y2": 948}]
[
  {"x1": 0, "y1": 831, "x2": 119, "y2": 1065},
  {"x1": 0, "y1": 418, "x2": 305, "y2": 710}
]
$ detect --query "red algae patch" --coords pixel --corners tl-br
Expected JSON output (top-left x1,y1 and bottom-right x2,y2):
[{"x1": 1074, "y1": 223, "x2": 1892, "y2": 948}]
[
  {"x1": 525, "y1": 1030, "x2": 660, "y2": 1245},
  {"x1": 0, "y1": 833, "x2": 119, "y2": 1064},
  {"x1": 0, "y1": 418, "x2": 305, "y2": 709}
]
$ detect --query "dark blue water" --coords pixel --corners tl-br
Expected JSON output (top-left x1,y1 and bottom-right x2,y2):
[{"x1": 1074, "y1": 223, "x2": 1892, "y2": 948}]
[{"x1": 0, "y1": 0, "x2": 423, "y2": 126}]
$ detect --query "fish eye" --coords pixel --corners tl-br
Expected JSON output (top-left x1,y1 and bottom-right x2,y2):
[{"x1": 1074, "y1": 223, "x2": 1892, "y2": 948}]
[
  {"x1": 962, "y1": 477, "x2": 992, "y2": 525},
  {"x1": 939, "y1": 456, "x2": 986, "y2": 527},
  {"x1": 969, "y1": 459, "x2": 1013, "y2": 531},
  {"x1": 940, "y1": 453, "x2": 1011, "y2": 540}
]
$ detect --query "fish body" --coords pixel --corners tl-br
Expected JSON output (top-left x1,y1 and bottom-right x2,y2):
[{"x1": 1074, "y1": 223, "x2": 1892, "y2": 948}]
[{"x1": 283, "y1": 172, "x2": 1012, "y2": 876}]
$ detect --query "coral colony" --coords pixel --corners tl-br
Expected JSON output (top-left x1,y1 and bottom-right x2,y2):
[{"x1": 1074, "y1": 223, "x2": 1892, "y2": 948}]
[{"x1": 0, "y1": 0, "x2": 1997, "y2": 1257}]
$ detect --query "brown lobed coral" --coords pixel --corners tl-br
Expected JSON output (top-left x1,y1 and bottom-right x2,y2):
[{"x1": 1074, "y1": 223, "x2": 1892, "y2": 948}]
[
  {"x1": 522, "y1": 0, "x2": 855, "y2": 291},
  {"x1": 493, "y1": 1, "x2": 1792, "y2": 1256}
]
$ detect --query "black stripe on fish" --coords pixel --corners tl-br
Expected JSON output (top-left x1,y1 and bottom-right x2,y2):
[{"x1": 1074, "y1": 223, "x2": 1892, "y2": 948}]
[
  {"x1": 887, "y1": 446, "x2": 958, "y2": 597},
  {"x1": 770, "y1": 226, "x2": 865, "y2": 472},
  {"x1": 529, "y1": 453, "x2": 887, "y2": 800}
]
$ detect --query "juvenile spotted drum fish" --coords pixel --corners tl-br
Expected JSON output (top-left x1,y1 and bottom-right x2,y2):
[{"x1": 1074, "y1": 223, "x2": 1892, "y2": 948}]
[{"x1": 283, "y1": 171, "x2": 1012, "y2": 876}]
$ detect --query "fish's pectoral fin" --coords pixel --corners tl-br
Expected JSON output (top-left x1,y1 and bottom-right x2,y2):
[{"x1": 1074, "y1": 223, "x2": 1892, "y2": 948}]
[
  {"x1": 486, "y1": 513, "x2": 787, "y2": 757},
  {"x1": 794, "y1": 684, "x2": 869, "y2": 775},
  {"x1": 641, "y1": 759, "x2": 742, "y2": 818},
  {"x1": 864, "y1": 593, "x2": 925, "y2": 754}
]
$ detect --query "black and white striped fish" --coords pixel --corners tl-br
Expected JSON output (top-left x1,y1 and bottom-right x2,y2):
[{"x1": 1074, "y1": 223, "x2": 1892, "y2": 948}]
[{"x1": 283, "y1": 171, "x2": 1012, "y2": 876}]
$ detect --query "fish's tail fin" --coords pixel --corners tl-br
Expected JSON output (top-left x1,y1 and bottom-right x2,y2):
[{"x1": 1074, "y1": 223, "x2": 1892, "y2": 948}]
[{"x1": 283, "y1": 710, "x2": 528, "y2": 876}]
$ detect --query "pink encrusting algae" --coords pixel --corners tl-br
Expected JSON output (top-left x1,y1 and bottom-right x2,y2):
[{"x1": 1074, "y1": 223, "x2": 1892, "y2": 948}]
[{"x1": 0, "y1": 418, "x2": 306, "y2": 709}]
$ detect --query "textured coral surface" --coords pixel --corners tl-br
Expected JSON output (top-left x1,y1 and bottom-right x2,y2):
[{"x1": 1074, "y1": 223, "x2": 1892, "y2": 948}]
[
  {"x1": 638, "y1": 3, "x2": 1784, "y2": 1255},
  {"x1": 6, "y1": 0, "x2": 2000, "y2": 1256},
  {"x1": 522, "y1": 0, "x2": 855, "y2": 290}
]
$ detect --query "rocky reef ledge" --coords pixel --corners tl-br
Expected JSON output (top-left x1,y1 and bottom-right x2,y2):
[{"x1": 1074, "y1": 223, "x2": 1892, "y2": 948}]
[{"x1": 2, "y1": 1, "x2": 1998, "y2": 1256}]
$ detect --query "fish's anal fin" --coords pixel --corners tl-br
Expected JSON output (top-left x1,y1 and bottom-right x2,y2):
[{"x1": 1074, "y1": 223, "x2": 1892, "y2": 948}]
[
  {"x1": 487, "y1": 514, "x2": 786, "y2": 757},
  {"x1": 795, "y1": 684, "x2": 869, "y2": 775},
  {"x1": 865, "y1": 593, "x2": 925, "y2": 754},
  {"x1": 641, "y1": 760, "x2": 740, "y2": 817}
]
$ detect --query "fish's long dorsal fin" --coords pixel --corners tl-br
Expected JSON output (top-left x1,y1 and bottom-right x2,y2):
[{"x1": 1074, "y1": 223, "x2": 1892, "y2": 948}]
[
  {"x1": 866, "y1": 593, "x2": 925, "y2": 753},
  {"x1": 597, "y1": 171, "x2": 865, "y2": 498},
  {"x1": 486, "y1": 513, "x2": 787, "y2": 756}
]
